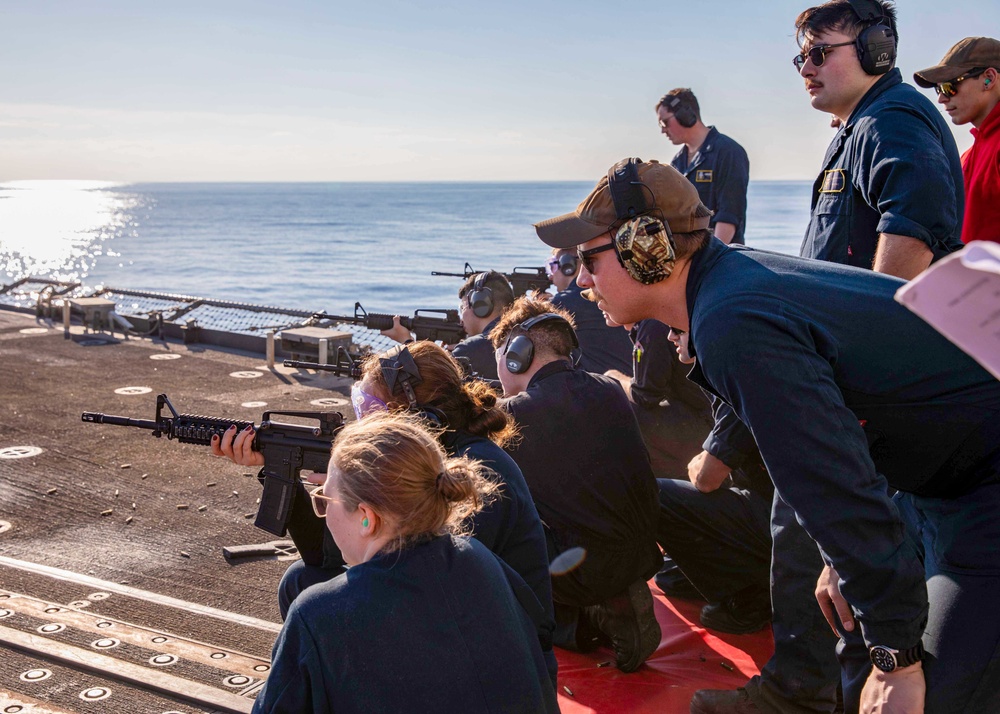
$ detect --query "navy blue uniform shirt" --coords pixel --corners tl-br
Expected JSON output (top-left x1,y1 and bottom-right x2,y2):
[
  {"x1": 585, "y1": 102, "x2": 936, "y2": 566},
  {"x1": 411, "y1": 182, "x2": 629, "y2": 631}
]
[
  {"x1": 550, "y1": 282, "x2": 633, "y2": 375},
  {"x1": 683, "y1": 237, "x2": 1000, "y2": 649},
  {"x1": 443, "y1": 429, "x2": 557, "y2": 681},
  {"x1": 801, "y1": 69, "x2": 964, "y2": 268},
  {"x1": 452, "y1": 316, "x2": 501, "y2": 380},
  {"x1": 629, "y1": 318, "x2": 711, "y2": 414},
  {"x1": 671, "y1": 126, "x2": 750, "y2": 245},
  {"x1": 254, "y1": 535, "x2": 558, "y2": 714}
]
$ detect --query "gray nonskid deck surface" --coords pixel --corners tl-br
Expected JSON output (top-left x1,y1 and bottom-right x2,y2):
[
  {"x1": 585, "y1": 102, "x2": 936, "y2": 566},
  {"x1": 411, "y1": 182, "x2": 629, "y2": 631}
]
[{"x1": 0, "y1": 308, "x2": 357, "y2": 712}]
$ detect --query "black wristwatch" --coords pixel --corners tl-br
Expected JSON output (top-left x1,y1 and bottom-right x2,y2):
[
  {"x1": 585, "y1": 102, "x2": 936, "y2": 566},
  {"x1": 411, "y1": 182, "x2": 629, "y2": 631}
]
[{"x1": 869, "y1": 642, "x2": 924, "y2": 673}]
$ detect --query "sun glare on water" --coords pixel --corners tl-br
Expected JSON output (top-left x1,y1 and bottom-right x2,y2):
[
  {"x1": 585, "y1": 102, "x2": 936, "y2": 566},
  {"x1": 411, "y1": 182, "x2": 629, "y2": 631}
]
[{"x1": 0, "y1": 180, "x2": 139, "y2": 285}]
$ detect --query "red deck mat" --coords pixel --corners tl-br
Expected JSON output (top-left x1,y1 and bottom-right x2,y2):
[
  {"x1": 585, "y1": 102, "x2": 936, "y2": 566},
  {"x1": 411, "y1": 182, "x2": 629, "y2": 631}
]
[{"x1": 554, "y1": 584, "x2": 775, "y2": 713}]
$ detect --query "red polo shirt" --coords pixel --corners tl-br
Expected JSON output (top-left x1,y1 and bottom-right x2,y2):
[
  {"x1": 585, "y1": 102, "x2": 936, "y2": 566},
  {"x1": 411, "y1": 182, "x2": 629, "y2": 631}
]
[{"x1": 961, "y1": 100, "x2": 1000, "y2": 244}]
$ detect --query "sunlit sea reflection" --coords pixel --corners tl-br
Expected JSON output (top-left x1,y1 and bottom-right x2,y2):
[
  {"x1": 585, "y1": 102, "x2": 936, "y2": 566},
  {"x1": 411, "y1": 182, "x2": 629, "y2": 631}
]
[{"x1": 0, "y1": 180, "x2": 140, "y2": 285}]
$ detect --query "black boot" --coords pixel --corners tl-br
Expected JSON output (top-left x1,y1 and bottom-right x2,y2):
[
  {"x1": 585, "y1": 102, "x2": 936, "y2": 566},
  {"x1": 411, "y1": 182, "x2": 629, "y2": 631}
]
[
  {"x1": 585, "y1": 579, "x2": 661, "y2": 673},
  {"x1": 699, "y1": 585, "x2": 770, "y2": 635},
  {"x1": 690, "y1": 687, "x2": 760, "y2": 713}
]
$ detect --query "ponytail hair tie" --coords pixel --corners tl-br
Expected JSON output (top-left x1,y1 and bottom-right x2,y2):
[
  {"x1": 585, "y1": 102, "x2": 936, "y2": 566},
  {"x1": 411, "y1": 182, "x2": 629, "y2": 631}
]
[{"x1": 436, "y1": 472, "x2": 445, "y2": 489}]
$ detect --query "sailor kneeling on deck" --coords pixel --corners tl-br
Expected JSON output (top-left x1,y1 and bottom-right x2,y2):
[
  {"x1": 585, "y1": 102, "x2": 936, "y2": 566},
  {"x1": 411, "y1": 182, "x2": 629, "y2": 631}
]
[
  {"x1": 493, "y1": 297, "x2": 663, "y2": 673},
  {"x1": 251, "y1": 413, "x2": 558, "y2": 714}
]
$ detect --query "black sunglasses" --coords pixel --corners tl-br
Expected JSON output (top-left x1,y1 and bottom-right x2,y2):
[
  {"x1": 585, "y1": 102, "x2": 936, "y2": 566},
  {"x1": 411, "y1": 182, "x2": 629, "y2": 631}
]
[
  {"x1": 577, "y1": 242, "x2": 616, "y2": 273},
  {"x1": 935, "y1": 68, "x2": 986, "y2": 98},
  {"x1": 667, "y1": 326, "x2": 686, "y2": 337},
  {"x1": 793, "y1": 40, "x2": 854, "y2": 71}
]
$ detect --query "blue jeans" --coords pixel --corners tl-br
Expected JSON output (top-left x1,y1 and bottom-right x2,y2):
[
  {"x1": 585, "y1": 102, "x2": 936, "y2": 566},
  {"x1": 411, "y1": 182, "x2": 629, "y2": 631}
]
[{"x1": 839, "y1": 482, "x2": 1000, "y2": 713}]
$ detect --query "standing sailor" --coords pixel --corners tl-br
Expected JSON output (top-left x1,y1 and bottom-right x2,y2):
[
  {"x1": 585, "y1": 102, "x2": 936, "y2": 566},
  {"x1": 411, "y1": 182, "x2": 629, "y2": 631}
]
[{"x1": 656, "y1": 88, "x2": 750, "y2": 245}]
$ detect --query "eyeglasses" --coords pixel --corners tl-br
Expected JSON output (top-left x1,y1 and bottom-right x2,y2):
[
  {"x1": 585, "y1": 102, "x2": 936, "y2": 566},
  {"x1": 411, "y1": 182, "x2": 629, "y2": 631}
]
[
  {"x1": 577, "y1": 242, "x2": 617, "y2": 274},
  {"x1": 545, "y1": 257, "x2": 561, "y2": 277},
  {"x1": 309, "y1": 484, "x2": 341, "y2": 518},
  {"x1": 667, "y1": 326, "x2": 686, "y2": 337},
  {"x1": 658, "y1": 116, "x2": 674, "y2": 129},
  {"x1": 935, "y1": 69, "x2": 986, "y2": 98},
  {"x1": 351, "y1": 383, "x2": 388, "y2": 421},
  {"x1": 793, "y1": 41, "x2": 854, "y2": 71}
]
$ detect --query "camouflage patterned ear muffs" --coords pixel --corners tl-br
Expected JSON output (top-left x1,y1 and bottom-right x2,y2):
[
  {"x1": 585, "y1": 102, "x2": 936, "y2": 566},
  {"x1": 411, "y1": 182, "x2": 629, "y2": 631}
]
[
  {"x1": 613, "y1": 214, "x2": 676, "y2": 285},
  {"x1": 607, "y1": 158, "x2": 676, "y2": 285}
]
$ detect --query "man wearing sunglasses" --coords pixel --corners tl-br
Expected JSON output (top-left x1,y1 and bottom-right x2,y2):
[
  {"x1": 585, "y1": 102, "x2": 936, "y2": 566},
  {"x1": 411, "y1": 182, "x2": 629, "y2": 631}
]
[
  {"x1": 535, "y1": 157, "x2": 1000, "y2": 713},
  {"x1": 915, "y1": 37, "x2": 1000, "y2": 245},
  {"x1": 546, "y1": 247, "x2": 634, "y2": 375},
  {"x1": 795, "y1": 0, "x2": 964, "y2": 280},
  {"x1": 655, "y1": 89, "x2": 750, "y2": 246}
]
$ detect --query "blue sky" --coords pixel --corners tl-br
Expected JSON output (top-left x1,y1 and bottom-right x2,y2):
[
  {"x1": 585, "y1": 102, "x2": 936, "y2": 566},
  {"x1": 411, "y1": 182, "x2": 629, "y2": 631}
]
[{"x1": 0, "y1": 0, "x2": 991, "y2": 181}]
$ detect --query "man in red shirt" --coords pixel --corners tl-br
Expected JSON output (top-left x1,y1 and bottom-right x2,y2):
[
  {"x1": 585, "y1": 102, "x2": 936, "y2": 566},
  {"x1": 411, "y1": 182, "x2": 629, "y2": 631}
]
[{"x1": 915, "y1": 37, "x2": 1000, "y2": 244}]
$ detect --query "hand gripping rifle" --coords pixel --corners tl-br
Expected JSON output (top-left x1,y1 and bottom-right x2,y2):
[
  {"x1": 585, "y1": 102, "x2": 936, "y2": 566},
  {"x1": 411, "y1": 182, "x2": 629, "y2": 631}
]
[
  {"x1": 81, "y1": 394, "x2": 344, "y2": 565},
  {"x1": 430, "y1": 262, "x2": 552, "y2": 296},
  {"x1": 314, "y1": 302, "x2": 466, "y2": 344}
]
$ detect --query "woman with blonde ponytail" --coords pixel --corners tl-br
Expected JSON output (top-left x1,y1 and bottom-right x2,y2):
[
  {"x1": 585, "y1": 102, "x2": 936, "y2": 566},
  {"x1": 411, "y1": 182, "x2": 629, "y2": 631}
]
[{"x1": 251, "y1": 413, "x2": 558, "y2": 714}]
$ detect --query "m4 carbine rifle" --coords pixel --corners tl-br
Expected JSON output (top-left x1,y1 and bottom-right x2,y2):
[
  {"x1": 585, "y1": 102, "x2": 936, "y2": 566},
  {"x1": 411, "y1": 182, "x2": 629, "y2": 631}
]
[
  {"x1": 81, "y1": 394, "x2": 343, "y2": 564},
  {"x1": 314, "y1": 302, "x2": 465, "y2": 344},
  {"x1": 431, "y1": 263, "x2": 552, "y2": 296}
]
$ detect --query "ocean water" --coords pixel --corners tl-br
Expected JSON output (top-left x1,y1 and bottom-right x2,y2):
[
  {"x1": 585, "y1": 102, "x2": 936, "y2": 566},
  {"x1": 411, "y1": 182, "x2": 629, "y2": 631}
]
[{"x1": 0, "y1": 181, "x2": 811, "y2": 314}]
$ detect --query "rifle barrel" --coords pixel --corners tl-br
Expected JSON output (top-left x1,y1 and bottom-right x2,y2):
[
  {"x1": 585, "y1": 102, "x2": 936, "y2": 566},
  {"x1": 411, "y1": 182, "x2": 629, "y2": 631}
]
[{"x1": 81, "y1": 412, "x2": 158, "y2": 430}]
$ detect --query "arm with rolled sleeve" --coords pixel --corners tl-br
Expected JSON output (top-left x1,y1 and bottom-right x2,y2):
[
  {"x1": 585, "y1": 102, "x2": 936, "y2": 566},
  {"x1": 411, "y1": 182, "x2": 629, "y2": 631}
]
[
  {"x1": 703, "y1": 399, "x2": 755, "y2": 471},
  {"x1": 694, "y1": 298, "x2": 927, "y2": 650},
  {"x1": 854, "y1": 108, "x2": 961, "y2": 269},
  {"x1": 711, "y1": 141, "x2": 750, "y2": 242}
]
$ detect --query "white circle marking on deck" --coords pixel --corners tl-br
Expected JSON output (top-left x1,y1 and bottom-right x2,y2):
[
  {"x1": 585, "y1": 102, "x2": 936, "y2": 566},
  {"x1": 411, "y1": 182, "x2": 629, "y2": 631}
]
[
  {"x1": 242, "y1": 401, "x2": 268, "y2": 408},
  {"x1": 20, "y1": 669, "x2": 52, "y2": 682},
  {"x1": 19, "y1": 327, "x2": 49, "y2": 335},
  {"x1": 0, "y1": 447, "x2": 43, "y2": 459},
  {"x1": 149, "y1": 353, "x2": 181, "y2": 361},
  {"x1": 114, "y1": 386, "x2": 152, "y2": 395},
  {"x1": 79, "y1": 687, "x2": 111, "y2": 701},
  {"x1": 230, "y1": 371, "x2": 263, "y2": 379},
  {"x1": 310, "y1": 397, "x2": 348, "y2": 407}
]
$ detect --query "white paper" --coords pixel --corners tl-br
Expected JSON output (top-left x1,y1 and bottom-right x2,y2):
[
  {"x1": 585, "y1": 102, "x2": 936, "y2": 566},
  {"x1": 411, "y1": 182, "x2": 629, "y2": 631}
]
[{"x1": 895, "y1": 241, "x2": 1000, "y2": 381}]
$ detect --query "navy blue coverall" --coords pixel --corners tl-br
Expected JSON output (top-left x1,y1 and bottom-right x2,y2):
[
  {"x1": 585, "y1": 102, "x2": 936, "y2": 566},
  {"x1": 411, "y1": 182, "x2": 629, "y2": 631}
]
[
  {"x1": 671, "y1": 126, "x2": 750, "y2": 245},
  {"x1": 279, "y1": 429, "x2": 557, "y2": 682},
  {"x1": 801, "y1": 69, "x2": 964, "y2": 267},
  {"x1": 627, "y1": 319, "x2": 712, "y2": 478},
  {"x1": 254, "y1": 535, "x2": 558, "y2": 714},
  {"x1": 685, "y1": 237, "x2": 1000, "y2": 713},
  {"x1": 452, "y1": 316, "x2": 501, "y2": 380},
  {"x1": 502, "y1": 360, "x2": 661, "y2": 640}
]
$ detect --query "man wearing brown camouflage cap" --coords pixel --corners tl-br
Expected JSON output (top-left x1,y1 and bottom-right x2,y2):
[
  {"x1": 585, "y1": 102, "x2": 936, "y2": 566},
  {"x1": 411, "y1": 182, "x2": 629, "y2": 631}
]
[
  {"x1": 534, "y1": 157, "x2": 1000, "y2": 713},
  {"x1": 915, "y1": 37, "x2": 1000, "y2": 244}
]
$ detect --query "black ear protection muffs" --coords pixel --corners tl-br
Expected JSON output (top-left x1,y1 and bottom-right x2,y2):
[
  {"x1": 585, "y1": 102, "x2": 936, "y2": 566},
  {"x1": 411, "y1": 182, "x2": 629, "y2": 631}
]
[
  {"x1": 467, "y1": 272, "x2": 496, "y2": 319},
  {"x1": 661, "y1": 94, "x2": 698, "y2": 128},
  {"x1": 607, "y1": 158, "x2": 677, "y2": 285},
  {"x1": 557, "y1": 253, "x2": 579, "y2": 277},
  {"x1": 378, "y1": 345, "x2": 448, "y2": 428},
  {"x1": 847, "y1": 0, "x2": 896, "y2": 75},
  {"x1": 501, "y1": 313, "x2": 580, "y2": 375}
]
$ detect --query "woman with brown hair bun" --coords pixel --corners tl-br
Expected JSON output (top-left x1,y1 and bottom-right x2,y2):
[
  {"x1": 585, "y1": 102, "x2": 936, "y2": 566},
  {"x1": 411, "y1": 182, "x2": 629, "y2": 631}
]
[
  {"x1": 215, "y1": 341, "x2": 556, "y2": 681},
  {"x1": 251, "y1": 413, "x2": 558, "y2": 714}
]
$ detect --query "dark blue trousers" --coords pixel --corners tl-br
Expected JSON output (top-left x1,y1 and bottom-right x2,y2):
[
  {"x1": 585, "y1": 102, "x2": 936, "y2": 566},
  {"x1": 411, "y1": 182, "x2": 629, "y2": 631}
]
[
  {"x1": 658, "y1": 480, "x2": 840, "y2": 713},
  {"x1": 838, "y1": 483, "x2": 1000, "y2": 714},
  {"x1": 748, "y1": 494, "x2": 840, "y2": 714}
]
